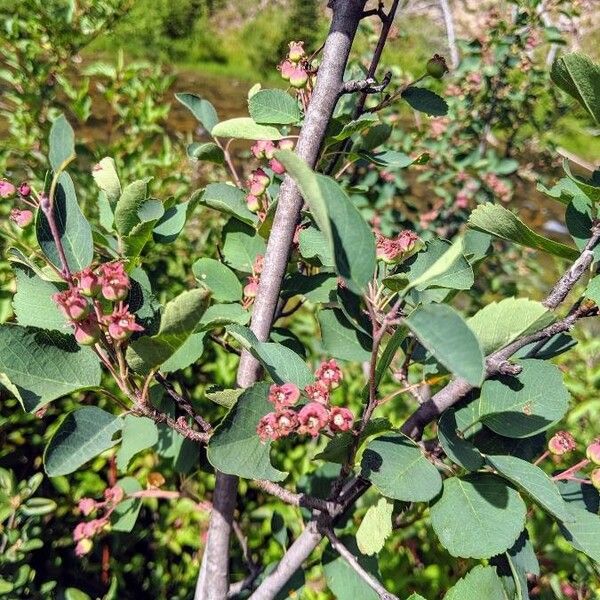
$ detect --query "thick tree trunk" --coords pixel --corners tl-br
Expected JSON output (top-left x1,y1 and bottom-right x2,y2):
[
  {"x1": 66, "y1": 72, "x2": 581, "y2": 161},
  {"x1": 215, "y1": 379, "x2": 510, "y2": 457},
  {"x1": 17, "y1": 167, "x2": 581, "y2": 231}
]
[{"x1": 194, "y1": 1, "x2": 367, "y2": 598}]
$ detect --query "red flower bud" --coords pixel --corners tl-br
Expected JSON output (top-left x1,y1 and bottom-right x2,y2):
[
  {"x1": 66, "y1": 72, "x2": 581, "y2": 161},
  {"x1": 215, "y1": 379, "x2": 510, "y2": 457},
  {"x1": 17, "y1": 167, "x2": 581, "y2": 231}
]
[
  {"x1": 288, "y1": 41, "x2": 305, "y2": 63},
  {"x1": 329, "y1": 406, "x2": 354, "y2": 433},
  {"x1": 279, "y1": 60, "x2": 295, "y2": 81},
  {"x1": 315, "y1": 359, "x2": 343, "y2": 389},
  {"x1": 269, "y1": 158, "x2": 286, "y2": 175},
  {"x1": 257, "y1": 412, "x2": 279, "y2": 442},
  {"x1": 278, "y1": 139, "x2": 295, "y2": 152},
  {"x1": 9, "y1": 208, "x2": 34, "y2": 228},
  {"x1": 305, "y1": 380, "x2": 330, "y2": 405},
  {"x1": 0, "y1": 179, "x2": 16, "y2": 198},
  {"x1": 53, "y1": 288, "x2": 90, "y2": 321},
  {"x1": 98, "y1": 261, "x2": 130, "y2": 302},
  {"x1": 76, "y1": 267, "x2": 100, "y2": 297},
  {"x1": 18, "y1": 182, "x2": 31, "y2": 197},
  {"x1": 251, "y1": 139, "x2": 276, "y2": 160},
  {"x1": 268, "y1": 383, "x2": 300, "y2": 409},
  {"x1": 73, "y1": 315, "x2": 101, "y2": 346},
  {"x1": 289, "y1": 66, "x2": 309, "y2": 89},
  {"x1": 298, "y1": 402, "x2": 329, "y2": 437},
  {"x1": 105, "y1": 305, "x2": 143, "y2": 342},
  {"x1": 586, "y1": 440, "x2": 600, "y2": 465},
  {"x1": 548, "y1": 431, "x2": 576, "y2": 456}
]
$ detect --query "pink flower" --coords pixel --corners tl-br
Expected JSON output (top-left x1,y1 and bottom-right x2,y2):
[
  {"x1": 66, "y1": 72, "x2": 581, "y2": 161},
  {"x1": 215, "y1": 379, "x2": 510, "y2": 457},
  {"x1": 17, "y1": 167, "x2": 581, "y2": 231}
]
[
  {"x1": 375, "y1": 230, "x2": 419, "y2": 264},
  {"x1": 243, "y1": 276, "x2": 259, "y2": 299},
  {"x1": 98, "y1": 262, "x2": 130, "y2": 302},
  {"x1": 548, "y1": 431, "x2": 576, "y2": 456},
  {"x1": 278, "y1": 139, "x2": 295, "y2": 152},
  {"x1": 78, "y1": 498, "x2": 97, "y2": 516},
  {"x1": 315, "y1": 359, "x2": 343, "y2": 389},
  {"x1": 73, "y1": 522, "x2": 87, "y2": 541},
  {"x1": 73, "y1": 315, "x2": 101, "y2": 346},
  {"x1": 18, "y1": 182, "x2": 31, "y2": 197},
  {"x1": 257, "y1": 412, "x2": 278, "y2": 442},
  {"x1": 305, "y1": 381, "x2": 330, "y2": 405},
  {"x1": 274, "y1": 409, "x2": 299, "y2": 437},
  {"x1": 586, "y1": 440, "x2": 600, "y2": 465},
  {"x1": 53, "y1": 288, "x2": 90, "y2": 321},
  {"x1": 105, "y1": 305, "x2": 143, "y2": 341},
  {"x1": 75, "y1": 538, "x2": 93, "y2": 557},
  {"x1": 245, "y1": 194, "x2": 261, "y2": 213},
  {"x1": 104, "y1": 485, "x2": 124, "y2": 504},
  {"x1": 288, "y1": 41, "x2": 305, "y2": 63},
  {"x1": 279, "y1": 60, "x2": 295, "y2": 81},
  {"x1": 289, "y1": 66, "x2": 309, "y2": 89},
  {"x1": 268, "y1": 383, "x2": 300, "y2": 409},
  {"x1": 269, "y1": 158, "x2": 286, "y2": 175},
  {"x1": 9, "y1": 208, "x2": 34, "y2": 228},
  {"x1": 251, "y1": 140, "x2": 276, "y2": 160},
  {"x1": 76, "y1": 267, "x2": 100, "y2": 297},
  {"x1": 298, "y1": 402, "x2": 329, "y2": 437},
  {"x1": 329, "y1": 407, "x2": 354, "y2": 433},
  {"x1": 0, "y1": 179, "x2": 15, "y2": 198}
]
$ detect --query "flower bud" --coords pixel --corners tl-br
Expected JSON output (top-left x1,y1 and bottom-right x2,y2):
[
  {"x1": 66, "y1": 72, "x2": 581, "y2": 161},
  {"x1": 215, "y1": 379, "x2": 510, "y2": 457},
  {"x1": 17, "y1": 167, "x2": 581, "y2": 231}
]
[
  {"x1": 426, "y1": 54, "x2": 449, "y2": 79},
  {"x1": 73, "y1": 315, "x2": 101, "y2": 346},
  {"x1": 289, "y1": 66, "x2": 309, "y2": 89},
  {"x1": 53, "y1": 288, "x2": 90, "y2": 321},
  {"x1": 591, "y1": 468, "x2": 600, "y2": 490},
  {"x1": 269, "y1": 158, "x2": 286, "y2": 175},
  {"x1": 278, "y1": 139, "x2": 295, "y2": 152},
  {"x1": 329, "y1": 407, "x2": 354, "y2": 433},
  {"x1": 0, "y1": 179, "x2": 16, "y2": 198},
  {"x1": 288, "y1": 41, "x2": 305, "y2": 63},
  {"x1": 76, "y1": 267, "x2": 100, "y2": 297},
  {"x1": 298, "y1": 402, "x2": 330, "y2": 437},
  {"x1": 78, "y1": 498, "x2": 96, "y2": 516},
  {"x1": 257, "y1": 412, "x2": 278, "y2": 442},
  {"x1": 245, "y1": 194, "x2": 261, "y2": 213},
  {"x1": 10, "y1": 208, "x2": 34, "y2": 228},
  {"x1": 243, "y1": 277, "x2": 259, "y2": 299},
  {"x1": 315, "y1": 359, "x2": 343, "y2": 389},
  {"x1": 251, "y1": 139, "x2": 276, "y2": 160},
  {"x1": 586, "y1": 440, "x2": 600, "y2": 465},
  {"x1": 105, "y1": 305, "x2": 143, "y2": 342},
  {"x1": 548, "y1": 431, "x2": 576, "y2": 456},
  {"x1": 279, "y1": 60, "x2": 295, "y2": 81},
  {"x1": 75, "y1": 538, "x2": 93, "y2": 557},
  {"x1": 18, "y1": 182, "x2": 31, "y2": 197},
  {"x1": 268, "y1": 383, "x2": 300, "y2": 409},
  {"x1": 98, "y1": 262, "x2": 130, "y2": 302}
]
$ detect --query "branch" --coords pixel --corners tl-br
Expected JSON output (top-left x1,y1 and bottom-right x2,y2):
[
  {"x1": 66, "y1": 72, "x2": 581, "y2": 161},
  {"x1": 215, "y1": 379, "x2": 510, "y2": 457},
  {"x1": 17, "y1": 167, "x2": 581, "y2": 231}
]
[
  {"x1": 340, "y1": 71, "x2": 392, "y2": 95},
  {"x1": 438, "y1": 0, "x2": 459, "y2": 69},
  {"x1": 254, "y1": 480, "x2": 335, "y2": 513},
  {"x1": 196, "y1": 2, "x2": 369, "y2": 598},
  {"x1": 321, "y1": 528, "x2": 400, "y2": 600}
]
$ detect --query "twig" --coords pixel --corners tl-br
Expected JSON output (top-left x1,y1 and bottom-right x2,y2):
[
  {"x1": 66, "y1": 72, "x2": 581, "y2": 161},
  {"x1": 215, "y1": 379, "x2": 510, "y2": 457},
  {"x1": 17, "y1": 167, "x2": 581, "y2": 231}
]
[
  {"x1": 254, "y1": 480, "x2": 335, "y2": 513},
  {"x1": 438, "y1": 0, "x2": 459, "y2": 69},
  {"x1": 340, "y1": 72, "x2": 392, "y2": 95},
  {"x1": 321, "y1": 528, "x2": 400, "y2": 600}
]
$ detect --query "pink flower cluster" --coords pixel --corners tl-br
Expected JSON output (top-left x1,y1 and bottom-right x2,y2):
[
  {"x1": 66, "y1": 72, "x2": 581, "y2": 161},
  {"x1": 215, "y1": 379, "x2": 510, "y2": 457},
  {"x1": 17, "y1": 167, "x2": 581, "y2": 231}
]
[
  {"x1": 73, "y1": 485, "x2": 124, "y2": 557},
  {"x1": 242, "y1": 254, "x2": 264, "y2": 308},
  {"x1": 1, "y1": 178, "x2": 35, "y2": 228},
  {"x1": 278, "y1": 41, "x2": 311, "y2": 89},
  {"x1": 53, "y1": 261, "x2": 143, "y2": 345},
  {"x1": 483, "y1": 172, "x2": 512, "y2": 203},
  {"x1": 257, "y1": 359, "x2": 353, "y2": 442},
  {"x1": 375, "y1": 230, "x2": 419, "y2": 264},
  {"x1": 249, "y1": 138, "x2": 295, "y2": 209}
]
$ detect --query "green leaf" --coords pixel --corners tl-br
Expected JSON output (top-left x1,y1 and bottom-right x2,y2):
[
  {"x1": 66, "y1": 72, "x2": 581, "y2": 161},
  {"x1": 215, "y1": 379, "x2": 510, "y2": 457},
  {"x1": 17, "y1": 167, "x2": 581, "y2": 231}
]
[
  {"x1": 402, "y1": 238, "x2": 472, "y2": 293},
  {"x1": 114, "y1": 179, "x2": 149, "y2": 236},
  {"x1": 227, "y1": 324, "x2": 313, "y2": 387},
  {"x1": 211, "y1": 117, "x2": 282, "y2": 140},
  {"x1": 356, "y1": 497, "x2": 394, "y2": 555},
  {"x1": 116, "y1": 415, "x2": 159, "y2": 472},
  {"x1": 127, "y1": 289, "x2": 210, "y2": 373},
  {"x1": 193, "y1": 258, "x2": 242, "y2": 303},
  {"x1": 430, "y1": 474, "x2": 527, "y2": 559},
  {"x1": 175, "y1": 93, "x2": 219, "y2": 133},
  {"x1": 92, "y1": 157, "x2": 121, "y2": 204},
  {"x1": 0, "y1": 325, "x2": 101, "y2": 412},
  {"x1": 467, "y1": 298, "x2": 553, "y2": 355},
  {"x1": 551, "y1": 52, "x2": 600, "y2": 124},
  {"x1": 438, "y1": 408, "x2": 484, "y2": 471},
  {"x1": 137, "y1": 199, "x2": 164, "y2": 223},
  {"x1": 12, "y1": 264, "x2": 65, "y2": 331},
  {"x1": 153, "y1": 201, "x2": 191, "y2": 244},
  {"x1": 359, "y1": 149, "x2": 418, "y2": 169},
  {"x1": 111, "y1": 476, "x2": 142, "y2": 532},
  {"x1": 402, "y1": 87, "x2": 448, "y2": 116},
  {"x1": 405, "y1": 304, "x2": 485, "y2": 386},
  {"x1": 318, "y1": 308, "x2": 372, "y2": 362},
  {"x1": 161, "y1": 332, "x2": 206, "y2": 373},
  {"x1": 361, "y1": 433, "x2": 442, "y2": 502},
  {"x1": 198, "y1": 183, "x2": 258, "y2": 226},
  {"x1": 298, "y1": 227, "x2": 333, "y2": 266},
  {"x1": 586, "y1": 276, "x2": 600, "y2": 305},
  {"x1": 563, "y1": 159, "x2": 600, "y2": 202},
  {"x1": 407, "y1": 595, "x2": 428, "y2": 600},
  {"x1": 248, "y1": 89, "x2": 302, "y2": 125},
  {"x1": 443, "y1": 565, "x2": 507, "y2": 600},
  {"x1": 44, "y1": 407, "x2": 122, "y2": 476},
  {"x1": 283, "y1": 272, "x2": 337, "y2": 304},
  {"x1": 187, "y1": 142, "x2": 225, "y2": 164},
  {"x1": 205, "y1": 386, "x2": 243, "y2": 409},
  {"x1": 49, "y1": 114, "x2": 75, "y2": 171},
  {"x1": 479, "y1": 359, "x2": 570, "y2": 438},
  {"x1": 199, "y1": 303, "x2": 250, "y2": 330},
  {"x1": 330, "y1": 113, "x2": 379, "y2": 141},
  {"x1": 276, "y1": 150, "x2": 376, "y2": 292},
  {"x1": 322, "y1": 537, "x2": 379, "y2": 600},
  {"x1": 207, "y1": 383, "x2": 286, "y2": 481},
  {"x1": 558, "y1": 506, "x2": 600, "y2": 562},
  {"x1": 485, "y1": 455, "x2": 573, "y2": 522},
  {"x1": 37, "y1": 173, "x2": 94, "y2": 272},
  {"x1": 468, "y1": 203, "x2": 579, "y2": 260},
  {"x1": 222, "y1": 218, "x2": 266, "y2": 273}
]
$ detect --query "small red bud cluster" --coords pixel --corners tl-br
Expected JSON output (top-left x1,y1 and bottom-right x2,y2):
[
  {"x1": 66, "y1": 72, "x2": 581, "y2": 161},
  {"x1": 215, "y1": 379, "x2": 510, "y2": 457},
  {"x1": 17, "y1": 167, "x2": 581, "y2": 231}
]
[
  {"x1": 375, "y1": 230, "x2": 419, "y2": 264},
  {"x1": 242, "y1": 254, "x2": 264, "y2": 308},
  {"x1": 73, "y1": 485, "x2": 124, "y2": 557},
  {"x1": 279, "y1": 41, "x2": 311, "y2": 89},
  {"x1": 483, "y1": 172, "x2": 512, "y2": 203},
  {"x1": 257, "y1": 359, "x2": 354, "y2": 442},
  {"x1": 548, "y1": 431, "x2": 576, "y2": 456},
  {"x1": 1, "y1": 178, "x2": 35, "y2": 228},
  {"x1": 52, "y1": 261, "x2": 143, "y2": 345}
]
